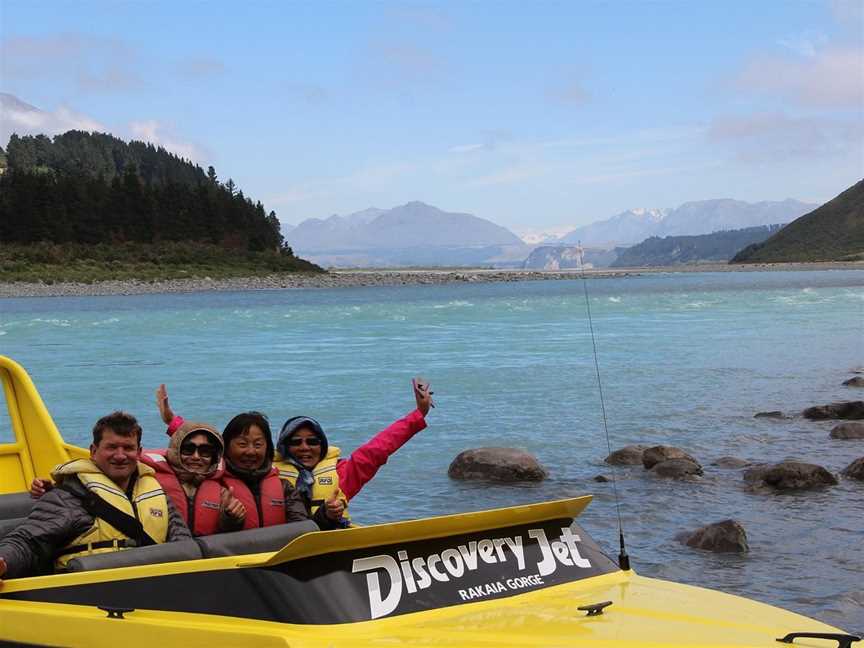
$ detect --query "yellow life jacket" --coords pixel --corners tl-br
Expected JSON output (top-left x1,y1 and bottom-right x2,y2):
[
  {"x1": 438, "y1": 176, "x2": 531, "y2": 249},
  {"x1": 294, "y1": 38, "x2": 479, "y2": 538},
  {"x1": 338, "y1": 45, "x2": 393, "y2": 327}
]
[
  {"x1": 51, "y1": 459, "x2": 169, "y2": 569},
  {"x1": 274, "y1": 447, "x2": 350, "y2": 521}
]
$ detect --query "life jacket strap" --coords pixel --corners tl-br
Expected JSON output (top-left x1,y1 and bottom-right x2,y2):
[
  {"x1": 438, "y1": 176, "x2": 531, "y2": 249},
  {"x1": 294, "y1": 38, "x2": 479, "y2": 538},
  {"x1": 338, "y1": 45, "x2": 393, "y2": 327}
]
[{"x1": 55, "y1": 538, "x2": 134, "y2": 559}]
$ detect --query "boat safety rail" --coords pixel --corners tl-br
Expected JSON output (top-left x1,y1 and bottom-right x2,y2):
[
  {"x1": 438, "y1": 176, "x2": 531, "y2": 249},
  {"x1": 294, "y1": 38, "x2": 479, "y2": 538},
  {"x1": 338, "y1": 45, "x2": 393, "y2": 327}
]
[{"x1": 776, "y1": 632, "x2": 861, "y2": 648}]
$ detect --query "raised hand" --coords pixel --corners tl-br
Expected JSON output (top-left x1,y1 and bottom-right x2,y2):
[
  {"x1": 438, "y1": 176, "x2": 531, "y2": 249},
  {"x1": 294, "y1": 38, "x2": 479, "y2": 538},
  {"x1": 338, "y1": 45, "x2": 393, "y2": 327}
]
[
  {"x1": 220, "y1": 486, "x2": 246, "y2": 521},
  {"x1": 413, "y1": 377, "x2": 435, "y2": 416},
  {"x1": 156, "y1": 383, "x2": 175, "y2": 425},
  {"x1": 324, "y1": 491, "x2": 346, "y2": 521},
  {"x1": 30, "y1": 478, "x2": 53, "y2": 499}
]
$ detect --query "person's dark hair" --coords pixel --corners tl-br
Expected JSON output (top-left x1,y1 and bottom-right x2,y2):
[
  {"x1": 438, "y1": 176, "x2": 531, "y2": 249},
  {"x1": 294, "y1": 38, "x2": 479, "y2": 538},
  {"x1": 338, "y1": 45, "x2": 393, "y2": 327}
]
[
  {"x1": 92, "y1": 411, "x2": 142, "y2": 446},
  {"x1": 222, "y1": 411, "x2": 274, "y2": 461}
]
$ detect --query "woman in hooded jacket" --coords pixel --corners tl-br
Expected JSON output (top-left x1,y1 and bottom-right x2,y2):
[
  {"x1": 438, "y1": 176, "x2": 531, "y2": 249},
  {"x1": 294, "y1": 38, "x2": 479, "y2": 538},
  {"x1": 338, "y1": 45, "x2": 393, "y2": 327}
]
[
  {"x1": 139, "y1": 415, "x2": 246, "y2": 535},
  {"x1": 272, "y1": 378, "x2": 434, "y2": 522}
]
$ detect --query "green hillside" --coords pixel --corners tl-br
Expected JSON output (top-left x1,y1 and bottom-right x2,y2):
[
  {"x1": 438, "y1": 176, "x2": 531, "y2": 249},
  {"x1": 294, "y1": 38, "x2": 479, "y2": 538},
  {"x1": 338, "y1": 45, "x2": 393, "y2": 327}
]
[
  {"x1": 611, "y1": 225, "x2": 782, "y2": 267},
  {"x1": 731, "y1": 180, "x2": 864, "y2": 263},
  {"x1": 0, "y1": 131, "x2": 322, "y2": 282}
]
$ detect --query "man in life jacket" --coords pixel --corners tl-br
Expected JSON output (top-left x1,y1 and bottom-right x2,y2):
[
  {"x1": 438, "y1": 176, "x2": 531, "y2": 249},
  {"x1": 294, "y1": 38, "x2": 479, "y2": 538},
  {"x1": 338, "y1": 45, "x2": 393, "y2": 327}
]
[{"x1": 0, "y1": 411, "x2": 191, "y2": 583}]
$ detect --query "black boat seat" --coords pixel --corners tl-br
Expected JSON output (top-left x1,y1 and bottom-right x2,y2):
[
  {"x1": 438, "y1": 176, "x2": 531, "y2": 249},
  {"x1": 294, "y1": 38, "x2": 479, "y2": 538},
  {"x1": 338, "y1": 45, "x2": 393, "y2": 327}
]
[
  {"x1": 0, "y1": 492, "x2": 35, "y2": 520},
  {"x1": 66, "y1": 539, "x2": 203, "y2": 572},
  {"x1": 197, "y1": 520, "x2": 318, "y2": 558},
  {"x1": 64, "y1": 521, "x2": 317, "y2": 572},
  {"x1": 0, "y1": 517, "x2": 24, "y2": 541}
]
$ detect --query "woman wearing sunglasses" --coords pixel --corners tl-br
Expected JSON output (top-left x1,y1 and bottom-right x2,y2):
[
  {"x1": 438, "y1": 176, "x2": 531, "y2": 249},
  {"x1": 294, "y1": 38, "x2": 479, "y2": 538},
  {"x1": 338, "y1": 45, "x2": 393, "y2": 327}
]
[
  {"x1": 139, "y1": 414, "x2": 247, "y2": 536},
  {"x1": 273, "y1": 378, "x2": 434, "y2": 524}
]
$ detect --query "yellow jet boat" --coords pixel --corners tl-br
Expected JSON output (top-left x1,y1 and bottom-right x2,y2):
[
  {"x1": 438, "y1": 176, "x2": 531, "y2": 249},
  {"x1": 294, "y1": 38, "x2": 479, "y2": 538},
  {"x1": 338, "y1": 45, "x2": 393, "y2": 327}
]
[{"x1": 0, "y1": 355, "x2": 858, "y2": 647}]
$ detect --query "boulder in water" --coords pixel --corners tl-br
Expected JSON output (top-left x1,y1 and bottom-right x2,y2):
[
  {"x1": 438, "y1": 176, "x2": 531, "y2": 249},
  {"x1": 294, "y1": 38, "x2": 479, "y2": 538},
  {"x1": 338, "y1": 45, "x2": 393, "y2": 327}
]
[
  {"x1": 448, "y1": 448, "x2": 548, "y2": 482},
  {"x1": 651, "y1": 458, "x2": 703, "y2": 479},
  {"x1": 593, "y1": 474, "x2": 611, "y2": 483},
  {"x1": 712, "y1": 456, "x2": 751, "y2": 469},
  {"x1": 842, "y1": 458, "x2": 864, "y2": 481},
  {"x1": 743, "y1": 461, "x2": 838, "y2": 490},
  {"x1": 843, "y1": 377, "x2": 864, "y2": 387},
  {"x1": 677, "y1": 519, "x2": 749, "y2": 553},
  {"x1": 605, "y1": 445, "x2": 647, "y2": 466},
  {"x1": 829, "y1": 422, "x2": 864, "y2": 439},
  {"x1": 802, "y1": 401, "x2": 864, "y2": 420},
  {"x1": 754, "y1": 411, "x2": 785, "y2": 419},
  {"x1": 642, "y1": 445, "x2": 699, "y2": 470}
]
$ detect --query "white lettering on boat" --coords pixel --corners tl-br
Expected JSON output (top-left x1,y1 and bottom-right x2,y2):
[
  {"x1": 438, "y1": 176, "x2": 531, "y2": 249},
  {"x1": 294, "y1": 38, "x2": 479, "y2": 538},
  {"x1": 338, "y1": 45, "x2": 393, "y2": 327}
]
[{"x1": 351, "y1": 527, "x2": 591, "y2": 619}]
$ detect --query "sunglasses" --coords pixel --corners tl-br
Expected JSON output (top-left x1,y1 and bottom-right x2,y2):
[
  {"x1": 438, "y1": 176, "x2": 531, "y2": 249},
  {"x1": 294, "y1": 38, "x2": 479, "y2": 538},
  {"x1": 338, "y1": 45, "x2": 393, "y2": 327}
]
[
  {"x1": 287, "y1": 437, "x2": 321, "y2": 447},
  {"x1": 180, "y1": 443, "x2": 216, "y2": 459}
]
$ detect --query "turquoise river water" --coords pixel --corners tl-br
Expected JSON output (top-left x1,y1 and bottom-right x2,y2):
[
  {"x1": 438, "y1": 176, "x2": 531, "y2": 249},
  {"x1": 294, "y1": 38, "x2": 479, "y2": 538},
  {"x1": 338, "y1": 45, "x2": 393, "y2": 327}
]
[{"x1": 1, "y1": 270, "x2": 863, "y2": 631}]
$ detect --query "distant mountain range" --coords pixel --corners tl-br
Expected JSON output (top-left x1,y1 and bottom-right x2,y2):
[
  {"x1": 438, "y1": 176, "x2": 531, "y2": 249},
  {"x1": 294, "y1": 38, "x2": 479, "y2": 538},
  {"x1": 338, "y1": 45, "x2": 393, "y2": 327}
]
[
  {"x1": 556, "y1": 199, "x2": 815, "y2": 248},
  {"x1": 732, "y1": 180, "x2": 864, "y2": 263},
  {"x1": 286, "y1": 201, "x2": 527, "y2": 267},
  {"x1": 611, "y1": 224, "x2": 783, "y2": 267},
  {"x1": 286, "y1": 197, "x2": 825, "y2": 268}
]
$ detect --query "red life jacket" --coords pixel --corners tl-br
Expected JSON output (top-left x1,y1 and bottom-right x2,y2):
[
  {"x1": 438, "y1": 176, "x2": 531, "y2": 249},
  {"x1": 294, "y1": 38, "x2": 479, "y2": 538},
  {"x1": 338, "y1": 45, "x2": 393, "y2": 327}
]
[
  {"x1": 140, "y1": 451, "x2": 224, "y2": 536},
  {"x1": 221, "y1": 467, "x2": 287, "y2": 529}
]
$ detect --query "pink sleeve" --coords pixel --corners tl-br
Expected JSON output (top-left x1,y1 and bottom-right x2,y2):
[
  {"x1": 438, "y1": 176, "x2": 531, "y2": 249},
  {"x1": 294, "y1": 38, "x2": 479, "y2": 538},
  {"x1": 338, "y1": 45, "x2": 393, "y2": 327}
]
[
  {"x1": 337, "y1": 409, "x2": 427, "y2": 500},
  {"x1": 167, "y1": 415, "x2": 185, "y2": 436}
]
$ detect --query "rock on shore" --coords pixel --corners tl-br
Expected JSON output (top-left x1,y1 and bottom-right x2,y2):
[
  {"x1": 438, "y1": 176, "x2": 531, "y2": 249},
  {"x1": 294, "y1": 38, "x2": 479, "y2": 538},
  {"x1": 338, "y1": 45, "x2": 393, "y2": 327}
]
[
  {"x1": 802, "y1": 401, "x2": 864, "y2": 420},
  {"x1": 677, "y1": 520, "x2": 749, "y2": 553},
  {"x1": 843, "y1": 377, "x2": 864, "y2": 387},
  {"x1": 0, "y1": 269, "x2": 634, "y2": 298},
  {"x1": 604, "y1": 445, "x2": 648, "y2": 465},
  {"x1": 829, "y1": 422, "x2": 864, "y2": 439},
  {"x1": 642, "y1": 446, "x2": 699, "y2": 470},
  {"x1": 754, "y1": 411, "x2": 786, "y2": 419},
  {"x1": 652, "y1": 458, "x2": 703, "y2": 478},
  {"x1": 842, "y1": 458, "x2": 864, "y2": 481},
  {"x1": 448, "y1": 448, "x2": 548, "y2": 482},
  {"x1": 743, "y1": 461, "x2": 838, "y2": 490}
]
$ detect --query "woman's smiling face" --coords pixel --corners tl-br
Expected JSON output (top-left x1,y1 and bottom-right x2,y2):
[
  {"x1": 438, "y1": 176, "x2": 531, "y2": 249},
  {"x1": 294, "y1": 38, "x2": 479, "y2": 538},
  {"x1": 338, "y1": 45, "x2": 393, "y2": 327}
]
[
  {"x1": 227, "y1": 425, "x2": 268, "y2": 471},
  {"x1": 288, "y1": 427, "x2": 323, "y2": 468},
  {"x1": 179, "y1": 432, "x2": 216, "y2": 473}
]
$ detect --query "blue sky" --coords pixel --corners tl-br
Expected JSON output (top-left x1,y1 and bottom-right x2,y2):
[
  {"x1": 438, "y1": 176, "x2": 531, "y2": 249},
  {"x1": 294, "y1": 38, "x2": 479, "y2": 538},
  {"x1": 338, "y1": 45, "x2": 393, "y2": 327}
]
[{"x1": 1, "y1": 0, "x2": 862, "y2": 234}]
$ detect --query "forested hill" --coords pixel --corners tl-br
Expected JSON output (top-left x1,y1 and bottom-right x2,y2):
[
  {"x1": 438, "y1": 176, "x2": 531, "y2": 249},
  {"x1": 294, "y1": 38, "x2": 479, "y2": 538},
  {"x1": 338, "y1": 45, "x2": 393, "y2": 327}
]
[
  {"x1": 611, "y1": 224, "x2": 783, "y2": 267},
  {"x1": 0, "y1": 131, "x2": 288, "y2": 254},
  {"x1": 732, "y1": 180, "x2": 864, "y2": 263}
]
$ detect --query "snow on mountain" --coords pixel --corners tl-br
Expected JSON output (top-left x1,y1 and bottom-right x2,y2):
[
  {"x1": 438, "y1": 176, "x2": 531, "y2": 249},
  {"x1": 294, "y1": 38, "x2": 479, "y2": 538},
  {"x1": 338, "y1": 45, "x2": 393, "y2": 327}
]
[
  {"x1": 515, "y1": 225, "x2": 579, "y2": 245},
  {"x1": 557, "y1": 200, "x2": 817, "y2": 248}
]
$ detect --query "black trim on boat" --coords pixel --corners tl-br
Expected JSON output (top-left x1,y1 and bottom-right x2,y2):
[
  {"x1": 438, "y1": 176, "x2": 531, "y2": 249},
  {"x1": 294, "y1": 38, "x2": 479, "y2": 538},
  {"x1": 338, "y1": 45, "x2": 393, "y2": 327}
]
[{"x1": 1, "y1": 519, "x2": 618, "y2": 624}]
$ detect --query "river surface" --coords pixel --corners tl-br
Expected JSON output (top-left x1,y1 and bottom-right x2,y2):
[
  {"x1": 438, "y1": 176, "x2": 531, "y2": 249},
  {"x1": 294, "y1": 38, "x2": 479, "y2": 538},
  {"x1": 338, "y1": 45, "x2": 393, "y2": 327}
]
[{"x1": 1, "y1": 270, "x2": 863, "y2": 631}]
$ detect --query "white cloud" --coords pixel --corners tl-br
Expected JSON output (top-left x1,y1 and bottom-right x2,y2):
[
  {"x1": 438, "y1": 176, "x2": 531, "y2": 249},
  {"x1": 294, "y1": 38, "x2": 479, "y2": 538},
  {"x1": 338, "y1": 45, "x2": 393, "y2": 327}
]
[
  {"x1": 708, "y1": 112, "x2": 863, "y2": 161},
  {"x1": 737, "y1": 46, "x2": 864, "y2": 108},
  {"x1": 0, "y1": 94, "x2": 105, "y2": 145},
  {"x1": 448, "y1": 143, "x2": 486, "y2": 154},
  {"x1": 777, "y1": 31, "x2": 828, "y2": 58},
  {"x1": 1, "y1": 34, "x2": 142, "y2": 93},
  {"x1": 129, "y1": 120, "x2": 207, "y2": 162}
]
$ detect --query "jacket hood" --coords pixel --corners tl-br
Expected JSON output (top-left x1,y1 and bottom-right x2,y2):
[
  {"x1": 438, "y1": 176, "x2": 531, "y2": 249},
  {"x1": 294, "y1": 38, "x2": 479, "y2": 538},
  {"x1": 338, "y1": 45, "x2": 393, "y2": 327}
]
[
  {"x1": 276, "y1": 416, "x2": 329, "y2": 462},
  {"x1": 166, "y1": 421, "x2": 223, "y2": 482}
]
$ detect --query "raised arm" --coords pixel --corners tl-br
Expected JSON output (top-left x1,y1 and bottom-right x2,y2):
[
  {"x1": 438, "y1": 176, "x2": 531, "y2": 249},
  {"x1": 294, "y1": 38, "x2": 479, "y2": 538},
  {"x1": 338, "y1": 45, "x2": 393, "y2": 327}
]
[
  {"x1": 156, "y1": 384, "x2": 185, "y2": 434},
  {"x1": 337, "y1": 378, "x2": 432, "y2": 500}
]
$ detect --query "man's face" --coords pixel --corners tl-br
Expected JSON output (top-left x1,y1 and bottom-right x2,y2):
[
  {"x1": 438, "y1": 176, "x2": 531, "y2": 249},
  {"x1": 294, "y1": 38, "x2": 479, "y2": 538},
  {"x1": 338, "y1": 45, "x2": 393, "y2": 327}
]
[{"x1": 90, "y1": 428, "x2": 140, "y2": 487}]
